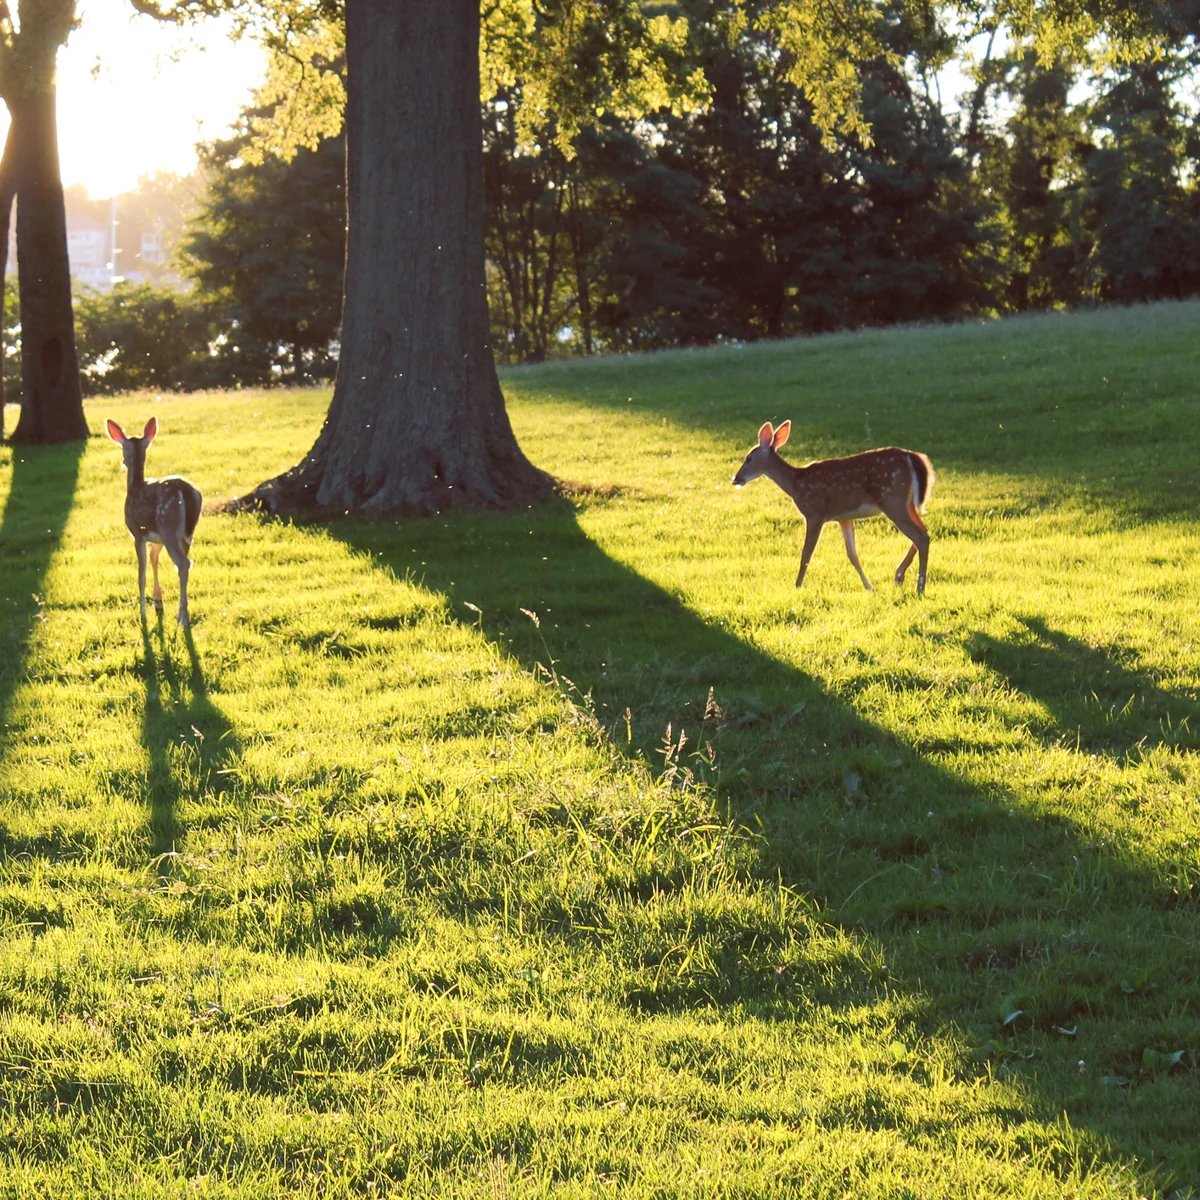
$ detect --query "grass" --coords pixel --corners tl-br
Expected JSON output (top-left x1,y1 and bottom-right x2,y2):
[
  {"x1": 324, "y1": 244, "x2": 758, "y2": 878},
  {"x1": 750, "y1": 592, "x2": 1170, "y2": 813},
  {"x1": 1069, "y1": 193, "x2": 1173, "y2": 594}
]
[{"x1": 0, "y1": 299, "x2": 1198, "y2": 1197}]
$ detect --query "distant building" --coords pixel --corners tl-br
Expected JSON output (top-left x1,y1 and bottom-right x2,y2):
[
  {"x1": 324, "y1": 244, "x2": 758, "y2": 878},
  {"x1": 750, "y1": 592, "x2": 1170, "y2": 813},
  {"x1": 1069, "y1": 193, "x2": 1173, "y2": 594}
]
[
  {"x1": 139, "y1": 230, "x2": 165, "y2": 268},
  {"x1": 4, "y1": 182, "x2": 189, "y2": 292},
  {"x1": 67, "y1": 214, "x2": 113, "y2": 290}
]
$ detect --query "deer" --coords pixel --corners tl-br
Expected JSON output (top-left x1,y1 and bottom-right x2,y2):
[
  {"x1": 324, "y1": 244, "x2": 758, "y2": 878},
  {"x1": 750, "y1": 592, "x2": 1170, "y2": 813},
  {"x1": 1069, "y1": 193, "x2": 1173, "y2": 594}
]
[
  {"x1": 107, "y1": 417, "x2": 203, "y2": 628},
  {"x1": 732, "y1": 420, "x2": 935, "y2": 595}
]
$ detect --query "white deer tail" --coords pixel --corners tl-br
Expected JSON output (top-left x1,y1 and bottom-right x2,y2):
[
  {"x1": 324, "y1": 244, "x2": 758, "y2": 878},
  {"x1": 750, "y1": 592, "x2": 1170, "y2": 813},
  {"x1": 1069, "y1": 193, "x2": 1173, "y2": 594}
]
[{"x1": 908, "y1": 452, "x2": 935, "y2": 513}]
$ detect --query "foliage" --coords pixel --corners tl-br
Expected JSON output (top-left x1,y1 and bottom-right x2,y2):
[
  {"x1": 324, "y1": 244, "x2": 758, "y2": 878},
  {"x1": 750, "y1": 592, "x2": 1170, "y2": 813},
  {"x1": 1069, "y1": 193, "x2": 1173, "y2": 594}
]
[
  {"x1": 977, "y1": 46, "x2": 1089, "y2": 309},
  {"x1": 481, "y1": 0, "x2": 712, "y2": 155},
  {"x1": 483, "y1": 94, "x2": 581, "y2": 363},
  {"x1": 2, "y1": 279, "x2": 18, "y2": 401},
  {"x1": 1080, "y1": 53, "x2": 1200, "y2": 302},
  {"x1": 72, "y1": 282, "x2": 219, "y2": 394},
  {"x1": 181, "y1": 121, "x2": 344, "y2": 383},
  {"x1": 1, "y1": 300, "x2": 1199, "y2": 1194},
  {"x1": 241, "y1": 14, "x2": 344, "y2": 163},
  {"x1": 71, "y1": 279, "x2": 335, "y2": 396}
]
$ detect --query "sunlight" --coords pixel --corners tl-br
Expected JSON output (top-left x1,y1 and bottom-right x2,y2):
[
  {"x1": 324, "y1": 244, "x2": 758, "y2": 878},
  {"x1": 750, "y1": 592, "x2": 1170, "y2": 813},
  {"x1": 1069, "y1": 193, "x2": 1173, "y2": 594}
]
[{"x1": 1, "y1": 0, "x2": 266, "y2": 199}]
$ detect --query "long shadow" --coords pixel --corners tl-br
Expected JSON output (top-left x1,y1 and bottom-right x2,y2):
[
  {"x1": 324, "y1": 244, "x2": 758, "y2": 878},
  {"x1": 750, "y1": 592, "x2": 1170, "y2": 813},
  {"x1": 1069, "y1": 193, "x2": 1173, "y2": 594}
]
[
  {"x1": 332, "y1": 499, "x2": 1200, "y2": 1182},
  {"x1": 139, "y1": 618, "x2": 240, "y2": 875},
  {"x1": 970, "y1": 615, "x2": 1199, "y2": 761},
  {"x1": 0, "y1": 439, "x2": 85, "y2": 773}
]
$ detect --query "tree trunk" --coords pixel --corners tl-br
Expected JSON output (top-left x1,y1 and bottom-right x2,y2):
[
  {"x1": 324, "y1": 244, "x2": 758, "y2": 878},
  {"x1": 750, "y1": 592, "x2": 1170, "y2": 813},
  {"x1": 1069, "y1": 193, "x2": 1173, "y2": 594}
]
[
  {"x1": 0, "y1": 120, "x2": 15, "y2": 440},
  {"x1": 567, "y1": 176, "x2": 594, "y2": 356},
  {"x1": 240, "y1": 0, "x2": 555, "y2": 517},
  {"x1": 8, "y1": 85, "x2": 86, "y2": 445}
]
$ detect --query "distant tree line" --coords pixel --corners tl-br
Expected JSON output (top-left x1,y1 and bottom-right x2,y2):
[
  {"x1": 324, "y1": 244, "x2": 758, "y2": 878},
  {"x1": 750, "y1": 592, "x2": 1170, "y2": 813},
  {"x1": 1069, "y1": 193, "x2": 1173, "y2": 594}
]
[
  {"x1": 10, "y1": 0, "x2": 1194, "y2": 397},
  {"x1": 480, "y1": 3, "x2": 1200, "y2": 361}
]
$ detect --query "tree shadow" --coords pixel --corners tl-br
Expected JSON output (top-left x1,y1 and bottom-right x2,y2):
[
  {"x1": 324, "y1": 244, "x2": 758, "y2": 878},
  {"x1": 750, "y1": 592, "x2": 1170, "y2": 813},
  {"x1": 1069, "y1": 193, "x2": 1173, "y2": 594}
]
[
  {"x1": 0, "y1": 439, "x2": 84, "y2": 757},
  {"x1": 330, "y1": 499, "x2": 1200, "y2": 1182},
  {"x1": 969, "y1": 615, "x2": 1199, "y2": 761},
  {"x1": 139, "y1": 616, "x2": 240, "y2": 876}
]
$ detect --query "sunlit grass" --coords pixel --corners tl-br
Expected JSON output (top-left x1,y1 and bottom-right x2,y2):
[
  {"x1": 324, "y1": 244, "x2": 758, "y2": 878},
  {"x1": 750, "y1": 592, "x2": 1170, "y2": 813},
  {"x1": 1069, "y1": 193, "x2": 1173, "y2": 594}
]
[{"x1": 1, "y1": 300, "x2": 1198, "y2": 1197}]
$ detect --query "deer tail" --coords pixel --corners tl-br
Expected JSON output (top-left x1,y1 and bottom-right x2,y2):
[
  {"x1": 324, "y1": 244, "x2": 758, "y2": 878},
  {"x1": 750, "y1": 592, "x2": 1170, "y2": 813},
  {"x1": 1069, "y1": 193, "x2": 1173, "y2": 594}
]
[{"x1": 908, "y1": 452, "x2": 935, "y2": 513}]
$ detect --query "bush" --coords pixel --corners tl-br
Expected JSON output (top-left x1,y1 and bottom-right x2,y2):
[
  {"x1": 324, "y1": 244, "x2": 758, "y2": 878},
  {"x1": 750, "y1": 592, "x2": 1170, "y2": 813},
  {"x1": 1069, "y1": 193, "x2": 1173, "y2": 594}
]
[{"x1": 73, "y1": 282, "x2": 225, "y2": 395}]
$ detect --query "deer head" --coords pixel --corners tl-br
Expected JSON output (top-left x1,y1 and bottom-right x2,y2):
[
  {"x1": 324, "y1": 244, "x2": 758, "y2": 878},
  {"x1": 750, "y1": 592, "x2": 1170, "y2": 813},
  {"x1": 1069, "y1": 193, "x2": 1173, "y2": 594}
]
[
  {"x1": 107, "y1": 417, "x2": 157, "y2": 475},
  {"x1": 732, "y1": 419, "x2": 791, "y2": 487}
]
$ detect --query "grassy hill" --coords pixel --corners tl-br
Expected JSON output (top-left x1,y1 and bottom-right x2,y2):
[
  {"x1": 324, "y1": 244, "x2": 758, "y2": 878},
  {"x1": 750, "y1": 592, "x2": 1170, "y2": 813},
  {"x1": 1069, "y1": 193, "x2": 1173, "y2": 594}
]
[{"x1": 1, "y1": 300, "x2": 1198, "y2": 1197}]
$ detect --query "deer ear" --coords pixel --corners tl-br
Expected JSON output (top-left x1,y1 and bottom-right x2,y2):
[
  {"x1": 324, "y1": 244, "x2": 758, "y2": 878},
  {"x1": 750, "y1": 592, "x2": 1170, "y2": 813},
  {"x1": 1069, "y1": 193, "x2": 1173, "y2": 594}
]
[
  {"x1": 757, "y1": 421, "x2": 774, "y2": 447},
  {"x1": 107, "y1": 420, "x2": 126, "y2": 444},
  {"x1": 143, "y1": 417, "x2": 157, "y2": 442},
  {"x1": 772, "y1": 420, "x2": 791, "y2": 449}
]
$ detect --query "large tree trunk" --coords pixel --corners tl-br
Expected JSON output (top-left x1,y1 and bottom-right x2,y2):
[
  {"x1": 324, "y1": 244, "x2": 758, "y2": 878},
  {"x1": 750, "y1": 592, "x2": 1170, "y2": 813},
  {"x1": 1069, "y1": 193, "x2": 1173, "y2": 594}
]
[
  {"x1": 240, "y1": 0, "x2": 555, "y2": 517},
  {"x1": 0, "y1": 120, "x2": 15, "y2": 441},
  {"x1": 8, "y1": 85, "x2": 86, "y2": 445}
]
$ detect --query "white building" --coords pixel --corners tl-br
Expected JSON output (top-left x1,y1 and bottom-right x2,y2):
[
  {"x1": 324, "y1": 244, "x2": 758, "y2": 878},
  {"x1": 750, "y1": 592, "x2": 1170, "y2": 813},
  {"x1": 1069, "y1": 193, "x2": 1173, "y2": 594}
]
[{"x1": 66, "y1": 214, "x2": 114, "y2": 290}]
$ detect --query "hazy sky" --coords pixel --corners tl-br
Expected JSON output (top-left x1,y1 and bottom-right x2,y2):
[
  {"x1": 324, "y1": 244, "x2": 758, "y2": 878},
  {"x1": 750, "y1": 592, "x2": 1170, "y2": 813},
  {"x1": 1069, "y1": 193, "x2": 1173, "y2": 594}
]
[{"x1": 24, "y1": 0, "x2": 266, "y2": 198}]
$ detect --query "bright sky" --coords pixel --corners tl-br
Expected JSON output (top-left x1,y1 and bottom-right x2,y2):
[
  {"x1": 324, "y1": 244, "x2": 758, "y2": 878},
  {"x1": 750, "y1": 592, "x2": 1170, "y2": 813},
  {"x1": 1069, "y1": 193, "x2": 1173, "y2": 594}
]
[{"x1": 6, "y1": 0, "x2": 267, "y2": 199}]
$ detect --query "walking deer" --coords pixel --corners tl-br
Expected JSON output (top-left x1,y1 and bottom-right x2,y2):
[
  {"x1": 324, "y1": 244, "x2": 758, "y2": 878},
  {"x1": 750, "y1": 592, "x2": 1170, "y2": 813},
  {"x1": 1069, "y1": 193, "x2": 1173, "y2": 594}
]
[
  {"x1": 732, "y1": 420, "x2": 935, "y2": 595},
  {"x1": 107, "y1": 417, "x2": 202, "y2": 627}
]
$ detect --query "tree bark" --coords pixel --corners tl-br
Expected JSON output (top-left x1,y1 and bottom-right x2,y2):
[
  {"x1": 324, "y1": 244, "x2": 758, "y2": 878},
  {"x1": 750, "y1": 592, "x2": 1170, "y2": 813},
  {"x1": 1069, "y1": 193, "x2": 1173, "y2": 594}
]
[
  {"x1": 7, "y1": 84, "x2": 86, "y2": 444},
  {"x1": 0, "y1": 119, "x2": 15, "y2": 440},
  {"x1": 239, "y1": 0, "x2": 555, "y2": 517}
]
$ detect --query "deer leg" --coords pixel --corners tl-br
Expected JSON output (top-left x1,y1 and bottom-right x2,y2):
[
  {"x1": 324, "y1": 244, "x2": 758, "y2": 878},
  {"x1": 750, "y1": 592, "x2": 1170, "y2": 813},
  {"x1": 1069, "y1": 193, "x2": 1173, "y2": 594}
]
[
  {"x1": 838, "y1": 520, "x2": 872, "y2": 591},
  {"x1": 150, "y1": 543, "x2": 165, "y2": 613},
  {"x1": 135, "y1": 538, "x2": 149, "y2": 621},
  {"x1": 796, "y1": 520, "x2": 824, "y2": 588},
  {"x1": 889, "y1": 502, "x2": 930, "y2": 595},
  {"x1": 162, "y1": 535, "x2": 192, "y2": 628}
]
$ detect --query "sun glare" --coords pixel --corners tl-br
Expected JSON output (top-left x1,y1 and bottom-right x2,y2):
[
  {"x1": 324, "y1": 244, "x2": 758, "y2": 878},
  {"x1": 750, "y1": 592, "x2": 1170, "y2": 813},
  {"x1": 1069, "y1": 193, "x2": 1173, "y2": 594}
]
[{"x1": 3, "y1": 0, "x2": 266, "y2": 199}]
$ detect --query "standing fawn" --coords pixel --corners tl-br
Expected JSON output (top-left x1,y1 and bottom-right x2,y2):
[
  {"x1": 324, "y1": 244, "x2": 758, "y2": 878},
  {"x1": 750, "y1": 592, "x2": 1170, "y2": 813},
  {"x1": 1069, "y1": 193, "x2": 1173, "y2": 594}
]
[
  {"x1": 732, "y1": 420, "x2": 935, "y2": 595},
  {"x1": 108, "y1": 417, "x2": 203, "y2": 628}
]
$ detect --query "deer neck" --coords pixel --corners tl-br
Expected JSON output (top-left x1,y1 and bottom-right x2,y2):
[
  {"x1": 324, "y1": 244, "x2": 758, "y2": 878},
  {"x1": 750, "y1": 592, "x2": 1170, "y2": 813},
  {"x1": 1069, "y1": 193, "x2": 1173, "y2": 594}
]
[
  {"x1": 126, "y1": 450, "x2": 148, "y2": 492},
  {"x1": 765, "y1": 452, "x2": 803, "y2": 498}
]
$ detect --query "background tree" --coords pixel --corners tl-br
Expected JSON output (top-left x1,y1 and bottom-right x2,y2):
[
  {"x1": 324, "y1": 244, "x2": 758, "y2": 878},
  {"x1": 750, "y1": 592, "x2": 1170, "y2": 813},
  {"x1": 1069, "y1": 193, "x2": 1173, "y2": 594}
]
[
  {"x1": 980, "y1": 47, "x2": 1089, "y2": 310},
  {"x1": 73, "y1": 281, "x2": 218, "y2": 394},
  {"x1": 183, "y1": 120, "x2": 345, "y2": 383},
  {"x1": 0, "y1": 0, "x2": 86, "y2": 444},
  {"x1": 483, "y1": 93, "x2": 581, "y2": 364},
  {"x1": 1079, "y1": 52, "x2": 1200, "y2": 302}
]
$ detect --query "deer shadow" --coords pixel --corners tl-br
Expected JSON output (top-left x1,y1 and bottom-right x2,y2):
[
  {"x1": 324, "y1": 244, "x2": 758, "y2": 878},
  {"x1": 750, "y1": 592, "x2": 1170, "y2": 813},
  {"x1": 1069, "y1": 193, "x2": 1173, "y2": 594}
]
[
  {"x1": 139, "y1": 617, "x2": 240, "y2": 875},
  {"x1": 968, "y1": 615, "x2": 1198, "y2": 761}
]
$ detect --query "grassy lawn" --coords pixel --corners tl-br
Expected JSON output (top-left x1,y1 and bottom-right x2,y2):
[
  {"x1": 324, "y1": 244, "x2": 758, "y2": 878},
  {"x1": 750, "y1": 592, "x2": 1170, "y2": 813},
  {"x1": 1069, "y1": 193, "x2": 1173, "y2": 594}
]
[{"x1": 1, "y1": 299, "x2": 1198, "y2": 1197}]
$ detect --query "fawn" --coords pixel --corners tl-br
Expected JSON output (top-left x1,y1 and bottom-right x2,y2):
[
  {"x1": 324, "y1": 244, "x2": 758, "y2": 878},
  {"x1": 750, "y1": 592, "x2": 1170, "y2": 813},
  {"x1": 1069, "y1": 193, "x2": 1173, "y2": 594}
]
[
  {"x1": 108, "y1": 417, "x2": 203, "y2": 627},
  {"x1": 732, "y1": 420, "x2": 935, "y2": 595}
]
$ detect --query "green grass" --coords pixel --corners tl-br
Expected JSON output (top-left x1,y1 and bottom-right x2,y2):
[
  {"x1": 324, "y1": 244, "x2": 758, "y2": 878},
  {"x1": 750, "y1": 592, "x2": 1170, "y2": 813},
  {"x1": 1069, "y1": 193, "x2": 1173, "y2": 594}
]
[{"x1": 1, "y1": 299, "x2": 1198, "y2": 1198}]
